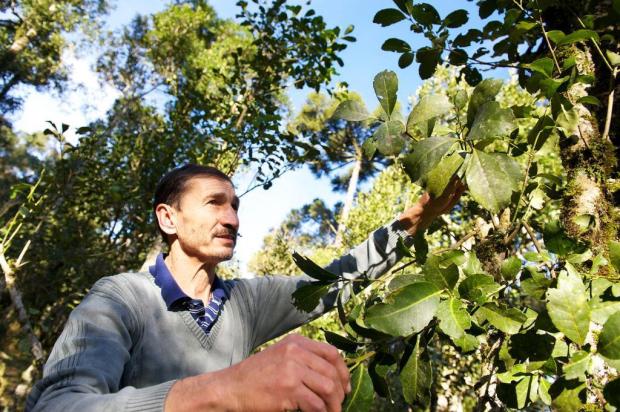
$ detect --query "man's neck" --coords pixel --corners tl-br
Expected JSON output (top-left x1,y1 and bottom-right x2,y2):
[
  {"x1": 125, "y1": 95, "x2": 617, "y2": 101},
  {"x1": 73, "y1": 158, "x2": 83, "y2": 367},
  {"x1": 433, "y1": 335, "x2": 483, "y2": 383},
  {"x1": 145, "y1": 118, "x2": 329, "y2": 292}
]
[{"x1": 165, "y1": 246, "x2": 217, "y2": 303}]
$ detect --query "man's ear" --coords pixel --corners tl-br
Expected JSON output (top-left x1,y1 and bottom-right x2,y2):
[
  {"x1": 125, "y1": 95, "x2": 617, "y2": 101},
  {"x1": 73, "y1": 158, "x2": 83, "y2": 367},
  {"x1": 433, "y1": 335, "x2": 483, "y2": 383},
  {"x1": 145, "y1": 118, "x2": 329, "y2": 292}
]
[{"x1": 155, "y1": 204, "x2": 177, "y2": 237}]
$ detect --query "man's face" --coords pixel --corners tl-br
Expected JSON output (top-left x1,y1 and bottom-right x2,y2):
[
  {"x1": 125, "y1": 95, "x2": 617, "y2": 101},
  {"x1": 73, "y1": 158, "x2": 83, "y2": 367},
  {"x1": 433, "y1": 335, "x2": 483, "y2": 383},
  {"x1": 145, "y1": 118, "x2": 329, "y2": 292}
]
[{"x1": 172, "y1": 176, "x2": 240, "y2": 265}]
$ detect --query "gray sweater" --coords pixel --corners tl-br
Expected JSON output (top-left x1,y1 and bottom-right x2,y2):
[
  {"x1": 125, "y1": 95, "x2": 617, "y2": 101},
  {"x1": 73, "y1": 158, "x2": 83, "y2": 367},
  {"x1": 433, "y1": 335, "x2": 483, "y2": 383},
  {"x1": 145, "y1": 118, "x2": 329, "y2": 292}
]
[{"x1": 26, "y1": 221, "x2": 410, "y2": 411}]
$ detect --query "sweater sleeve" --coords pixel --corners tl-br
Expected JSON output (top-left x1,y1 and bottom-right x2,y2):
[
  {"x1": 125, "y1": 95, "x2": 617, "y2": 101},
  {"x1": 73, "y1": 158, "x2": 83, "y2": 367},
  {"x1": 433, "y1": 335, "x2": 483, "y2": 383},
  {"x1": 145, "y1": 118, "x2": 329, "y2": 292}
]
[
  {"x1": 246, "y1": 219, "x2": 413, "y2": 348},
  {"x1": 26, "y1": 277, "x2": 175, "y2": 412}
]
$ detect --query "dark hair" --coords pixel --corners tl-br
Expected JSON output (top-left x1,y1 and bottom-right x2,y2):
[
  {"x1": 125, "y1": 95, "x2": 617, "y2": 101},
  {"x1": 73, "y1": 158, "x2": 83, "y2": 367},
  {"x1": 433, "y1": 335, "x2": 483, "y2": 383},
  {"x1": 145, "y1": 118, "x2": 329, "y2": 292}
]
[{"x1": 153, "y1": 164, "x2": 232, "y2": 242}]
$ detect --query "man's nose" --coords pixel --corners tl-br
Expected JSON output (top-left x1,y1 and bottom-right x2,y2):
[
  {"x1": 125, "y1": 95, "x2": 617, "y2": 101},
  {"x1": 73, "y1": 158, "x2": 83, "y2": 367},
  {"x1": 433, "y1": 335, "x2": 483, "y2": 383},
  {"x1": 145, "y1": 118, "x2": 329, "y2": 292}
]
[{"x1": 221, "y1": 205, "x2": 239, "y2": 231}]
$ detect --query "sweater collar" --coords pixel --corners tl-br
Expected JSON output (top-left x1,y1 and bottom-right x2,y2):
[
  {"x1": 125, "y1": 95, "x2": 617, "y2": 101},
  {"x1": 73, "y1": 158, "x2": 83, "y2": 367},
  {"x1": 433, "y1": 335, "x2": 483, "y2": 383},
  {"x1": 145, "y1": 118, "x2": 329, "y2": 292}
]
[{"x1": 149, "y1": 253, "x2": 223, "y2": 310}]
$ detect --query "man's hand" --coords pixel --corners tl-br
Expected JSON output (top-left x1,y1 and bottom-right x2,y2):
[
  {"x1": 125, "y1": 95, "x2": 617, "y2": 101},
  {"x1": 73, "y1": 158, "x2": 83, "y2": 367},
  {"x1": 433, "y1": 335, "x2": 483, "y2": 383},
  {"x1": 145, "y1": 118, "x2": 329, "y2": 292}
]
[
  {"x1": 398, "y1": 178, "x2": 466, "y2": 235},
  {"x1": 165, "y1": 334, "x2": 350, "y2": 412}
]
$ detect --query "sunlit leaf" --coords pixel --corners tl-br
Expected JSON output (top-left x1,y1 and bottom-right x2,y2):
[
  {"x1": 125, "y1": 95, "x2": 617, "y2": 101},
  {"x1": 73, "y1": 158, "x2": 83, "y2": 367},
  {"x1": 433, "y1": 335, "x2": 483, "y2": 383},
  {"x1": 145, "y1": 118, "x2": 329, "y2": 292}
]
[
  {"x1": 365, "y1": 282, "x2": 441, "y2": 336},
  {"x1": 343, "y1": 364, "x2": 373, "y2": 412},
  {"x1": 402, "y1": 136, "x2": 457, "y2": 183},
  {"x1": 406, "y1": 94, "x2": 452, "y2": 136},
  {"x1": 599, "y1": 311, "x2": 620, "y2": 359},
  {"x1": 465, "y1": 150, "x2": 521, "y2": 213},
  {"x1": 466, "y1": 78, "x2": 503, "y2": 127},
  {"x1": 333, "y1": 99, "x2": 370, "y2": 121},
  {"x1": 467, "y1": 101, "x2": 516, "y2": 142},
  {"x1": 437, "y1": 297, "x2": 471, "y2": 339},
  {"x1": 400, "y1": 335, "x2": 432, "y2": 406},
  {"x1": 546, "y1": 271, "x2": 590, "y2": 345},
  {"x1": 475, "y1": 303, "x2": 527, "y2": 335},
  {"x1": 374, "y1": 120, "x2": 405, "y2": 156},
  {"x1": 373, "y1": 70, "x2": 398, "y2": 117}
]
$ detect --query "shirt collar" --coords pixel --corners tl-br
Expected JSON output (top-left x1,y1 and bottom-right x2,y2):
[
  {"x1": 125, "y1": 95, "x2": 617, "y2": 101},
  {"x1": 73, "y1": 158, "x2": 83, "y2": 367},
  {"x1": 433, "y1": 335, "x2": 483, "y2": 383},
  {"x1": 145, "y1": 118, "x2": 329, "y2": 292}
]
[{"x1": 149, "y1": 253, "x2": 225, "y2": 310}]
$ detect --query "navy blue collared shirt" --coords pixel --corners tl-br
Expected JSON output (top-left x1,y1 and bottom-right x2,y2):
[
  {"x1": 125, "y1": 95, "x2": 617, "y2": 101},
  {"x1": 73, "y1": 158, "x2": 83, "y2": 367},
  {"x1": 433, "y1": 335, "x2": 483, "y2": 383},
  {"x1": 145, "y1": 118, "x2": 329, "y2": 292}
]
[{"x1": 149, "y1": 253, "x2": 227, "y2": 335}]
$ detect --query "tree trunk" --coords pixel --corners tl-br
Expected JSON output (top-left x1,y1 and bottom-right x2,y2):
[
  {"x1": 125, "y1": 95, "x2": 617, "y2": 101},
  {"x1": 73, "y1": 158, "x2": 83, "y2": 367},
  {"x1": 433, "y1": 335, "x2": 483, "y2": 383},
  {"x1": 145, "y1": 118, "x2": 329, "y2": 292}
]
[
  {"x1": 0, "y1": 247, "x2": 44, "y2": 361},
  {"x1": 334, "y1": 141, "x2": 362, "y2": 247},
  {"x1": 556, "y1": 45, "x2": 618, "y2": 263}
]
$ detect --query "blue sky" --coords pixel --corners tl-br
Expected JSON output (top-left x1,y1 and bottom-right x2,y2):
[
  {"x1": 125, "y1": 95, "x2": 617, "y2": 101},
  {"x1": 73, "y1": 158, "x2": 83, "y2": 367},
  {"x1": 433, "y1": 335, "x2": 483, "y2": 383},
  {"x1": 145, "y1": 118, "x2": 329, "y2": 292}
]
[{"x1": 12, "y1": 1, "x2": 486, "y2": 275}]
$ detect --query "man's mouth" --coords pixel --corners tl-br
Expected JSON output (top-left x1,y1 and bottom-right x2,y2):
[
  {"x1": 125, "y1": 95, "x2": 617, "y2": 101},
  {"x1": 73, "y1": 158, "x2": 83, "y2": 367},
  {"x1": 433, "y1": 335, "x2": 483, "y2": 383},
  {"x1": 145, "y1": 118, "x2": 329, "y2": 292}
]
[{"x1": 214, "y1": 231, "x2": 237, "y2": 242}]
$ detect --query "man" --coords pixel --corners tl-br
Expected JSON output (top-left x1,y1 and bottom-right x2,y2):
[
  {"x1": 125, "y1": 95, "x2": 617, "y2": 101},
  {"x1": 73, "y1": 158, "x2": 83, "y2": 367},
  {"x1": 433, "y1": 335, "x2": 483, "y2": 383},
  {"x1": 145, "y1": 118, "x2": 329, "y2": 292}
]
[{"x1": 27, "y1": 164, "x2": 463, "y2": 411}]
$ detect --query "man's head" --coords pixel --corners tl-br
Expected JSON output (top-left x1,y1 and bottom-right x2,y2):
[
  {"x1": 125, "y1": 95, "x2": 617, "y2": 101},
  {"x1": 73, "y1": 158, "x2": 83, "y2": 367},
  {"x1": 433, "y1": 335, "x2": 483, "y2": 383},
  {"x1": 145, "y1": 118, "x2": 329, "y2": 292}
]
[{"x1": 154, "y1": 164, "x2": 240, "y2": 264}]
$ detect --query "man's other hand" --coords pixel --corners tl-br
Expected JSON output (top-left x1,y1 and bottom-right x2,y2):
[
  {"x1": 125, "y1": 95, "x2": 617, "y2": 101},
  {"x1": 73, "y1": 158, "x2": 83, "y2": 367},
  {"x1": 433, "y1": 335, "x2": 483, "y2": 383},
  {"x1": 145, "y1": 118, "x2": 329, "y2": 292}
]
[
  {"x1": 399, "y1": 178, "x2": 466, "y2": 235},
  {"x1": 165, "y1": 334, "x2": 350, "y2": 412}
]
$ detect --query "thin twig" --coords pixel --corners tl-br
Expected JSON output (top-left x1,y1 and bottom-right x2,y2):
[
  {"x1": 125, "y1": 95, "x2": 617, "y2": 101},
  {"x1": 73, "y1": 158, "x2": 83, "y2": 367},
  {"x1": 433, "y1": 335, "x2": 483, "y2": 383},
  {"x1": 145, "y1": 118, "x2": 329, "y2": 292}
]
[
  {"x1": 602, "y1": 68, "x2": 618, "y2": 142},
  {"x1": 523, "y1": 221, "x2": 543, "y2": 253},
  {"x1": 534, "y1": 0, "x2": 562, "y2": 73}
]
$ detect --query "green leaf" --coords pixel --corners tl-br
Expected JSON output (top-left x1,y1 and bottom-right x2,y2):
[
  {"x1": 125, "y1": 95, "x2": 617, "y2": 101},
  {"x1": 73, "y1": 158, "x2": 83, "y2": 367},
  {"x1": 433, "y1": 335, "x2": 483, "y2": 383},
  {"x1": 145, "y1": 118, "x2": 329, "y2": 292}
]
[
  {"x1": 458, "y1": 273, "x2": 501, "y2": 304},
  {"x1": 373, "y1": 8, "x2": 406, "y2": 27},
  {"x1": 454, "y1": 334, "x2": 479, "y2": 353},
  {"x1": 516, "y1": 374, "x2": 537, "y2": 409},
  {"x1": 410, "y1": 3, "x2": 440, "y2": 26},
  {"x1": 599, "y1": 311, "x2": 620, "y2": 359},
  {"x1": 422, "y1": 255, "x2": 459, "y2": 291},
  {"x1": 323, "y1": 330, "x2": 359, "y2": 353},
  {"x1": 292, "y1": 252, "x2": 339, "y2": 281},
  {"x1": 465, "y1": 150, "x2": 521, "y2": 213},
  {"x1": 555, "y1": 107, "x2": 580, "y2": 135},
  {"x1": 373, "y1": 70, "x2": 399, "y2": 117},
  {"x1": 400, "y1": 336, "x2": 432, "y2": 406},
  {"x1": 365, "y1": 282, "x2": 441, "y2": 336},
  {"x1": 466, "y1": 78, "x2": 503, "y2": 127},
  {"x1": 539, "y1": 377, "x2": 552, "y2": 405},
  {"x1": 454, "y1": 89, "x2": 468, "y2": 110},
  {"x1": 443, "y1": 9, "x2": 469, "y2": 28},
  {"x1": 546, "y1": 271, "x2": 590, "y2": 345},
  {"x1": 374, "y1": 120, "x2": 405, "y2": 156},
  {"x1": 343, "y1": 364, "x2": 374, "y2": 412},
  {"x1": 362, "y1": 138, "x2": 377, "y2": 159},
  {"x1": 333, "y1": 100, "x2": 370, "y2": 121},
  {"x1": 501, "y1": 256, "x2": 521, "y2": 280},
  {"x1": 425, "y1": 152, "x2": 463, "y2": 197},
  {"x1": 589, "y1": 297, "x2": 620, "y2": 325},
  {"x1": 416, "y1": 47, "x2": 441, "y2": 80},
  {"x1": 577, "y1": 95, "x2": 601, "y2": 106},
  {"x1": 556, "y1": 29, "x2": 599, "y2": 46},
  {"x1": 527, "y1": 115, "x2": 555, "y2": 151},
  {"x1": 550, "y1": 378, "x2": 586, "y2": 412},
  {"x1": 437, "y1": 297, "x2": 471, "y2": 339},
  {"x1": 406, "y1": 94, "x2": 452, "y2": 135},
  {"x1": 609, "y1": 240, "x2": 620, "y2": 272},
  {"x1": 476, "y1": 303, "x2": 527, "y2": 335},
  {"x1": 546, "y1": 30, "x2": 565, "y2": 44},
  {"x1": 402, "y1": 136, "x2": 457, "y2": 183},
  {"x1": 467, "y1": 101, "x2": 516, "y2": 142},
  {"x1": 398, "y1": 52, "x2": 414, "y2": 69},
  {"x1": 448, "y1": 48, "x2": 468, "y2": 66},
  {"x1": 291, "y1": 281, "x2": 332, "y2": 313},
  {"x1": 607, "y1": 50, "x2": 620, "y2": 67},
  {"x1": 525, "y1": 57, "x2": 555, "y2": 78},
  {"x1": 413, "y1": 231, "x2": 429, "y2": 264},
  {"x1": 563, "y1": 350, "x2": 591, "y2": 381},
  {"x1": 381, "y1": 38, "x2": 411, "y2": 53},
  {"x1": 603, "y1": 378, "x2": 620, "y2": 408}
]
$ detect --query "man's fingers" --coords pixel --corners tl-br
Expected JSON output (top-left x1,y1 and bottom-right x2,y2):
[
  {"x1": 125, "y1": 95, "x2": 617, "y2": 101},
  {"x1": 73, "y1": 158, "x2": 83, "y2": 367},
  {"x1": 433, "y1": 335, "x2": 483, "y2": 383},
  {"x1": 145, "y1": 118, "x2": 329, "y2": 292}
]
[
  {"x1": 290, "y1": 336, "x2": 350, "y2": 393},
  {"x1": 301, "y1": 367, "x2": 343, "y2": 412}
]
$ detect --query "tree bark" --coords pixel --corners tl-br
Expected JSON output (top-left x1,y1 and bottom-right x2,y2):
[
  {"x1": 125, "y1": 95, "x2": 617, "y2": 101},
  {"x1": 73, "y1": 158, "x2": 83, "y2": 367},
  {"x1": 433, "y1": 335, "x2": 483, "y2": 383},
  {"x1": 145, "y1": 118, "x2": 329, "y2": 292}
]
[{"x1": 557, "y1": 45, "x2": 618, "y2": 259}]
